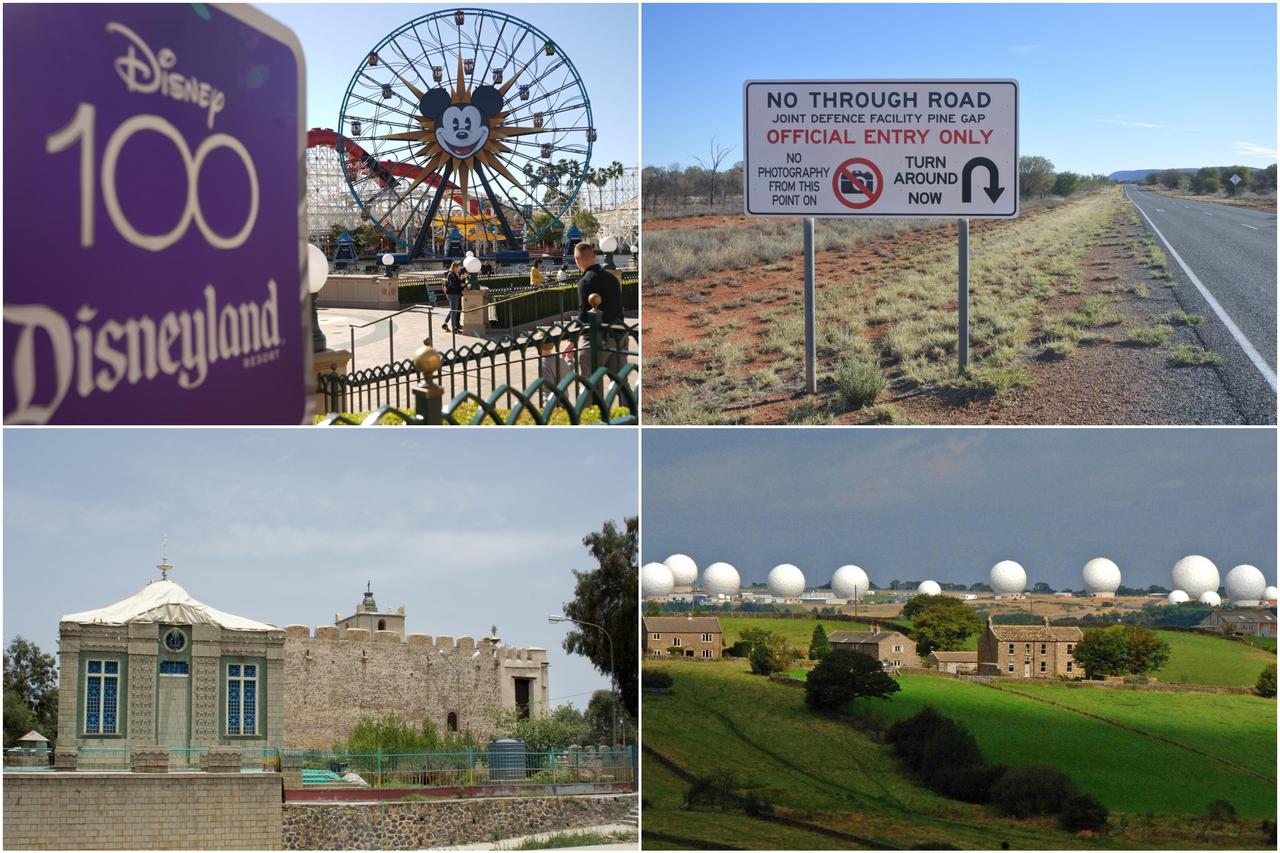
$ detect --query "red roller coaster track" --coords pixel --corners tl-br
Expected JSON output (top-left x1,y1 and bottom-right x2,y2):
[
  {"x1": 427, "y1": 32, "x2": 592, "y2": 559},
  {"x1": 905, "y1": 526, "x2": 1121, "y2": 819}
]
[{"x1": 307, "y1": 127, "x2": 477, "y2": 215}]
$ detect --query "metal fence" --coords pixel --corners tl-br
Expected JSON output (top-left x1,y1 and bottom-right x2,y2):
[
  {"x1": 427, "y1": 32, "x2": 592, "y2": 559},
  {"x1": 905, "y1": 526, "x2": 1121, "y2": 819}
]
[
  {"x1": 319, "y1": 310, "x2": 639, "y2": 424},
  {"x1": 2, "y1": 747, "x2": 52, "y2": 770},
  {"x1": 293, "y1": 746, "x2": 634, "y2": 789}
]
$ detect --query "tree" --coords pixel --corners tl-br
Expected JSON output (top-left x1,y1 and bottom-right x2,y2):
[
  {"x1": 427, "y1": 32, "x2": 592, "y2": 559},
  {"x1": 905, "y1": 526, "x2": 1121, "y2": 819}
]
[
  {"x1": 1191, "y1": 167, "x2": 1220, "y2": 195},
  {"x1": 991, "y1": 765, "x2": 1076, "y2": 818},
  {"x1": 1019, "y1": 156, "x2": 1055, "y2": 199},
  {"x1": 1051, "y1": 172, "x2": 1079, "y2": 197},
  {"x1": 1121, "y1": 625, "x2": 1170, "y2": 675},
  {"x1": 1144, "y1": 172, "x2": 1160, "y2": 186},
  {"x1": 693, "y1": 137, "x2": 735, "y2": 208},
  {"x1": 901, "y1": 593, "x2": 949, "y2": 620},
  {"x1": 335, "y1": 713, "x2": 476, "y2": 754},
  {"x1": 1221, "y1": 165, "x2": 1251, "y2": 196},
  {"x1": 1060, "y1": 793, "x2": 1109, "y2": 833},
  {"x1": 1256, "y1": 663, "x2": 1277, "y2": 698},
  {"x1": 747, "y1": 632, "x2": 795, "y2": 675},
  {"x1": 560, "y1": 517, "x2": 638, "y2": 717},
  {"x1": 3, "y1": 637, "x2": 57, "y2": 747},
  {"x1": 571, "y1": 209, "x2": 600, "y2": 238},
  {"x1": 491, "y1": 703, "x2": 591, "y2": 752},
  {"x1": 531, "y1": 213, "x2": 564, "y2": 244},
  {"x1": 1159, "y1": 168, "x2": 1184, "y2": 190},
  {"x1": 1072, "y1": 626, "x2": 1130, "y2": 677},
  {"x1": 1032, "y1": 581, "x2": 1055, "y2": 594},
  {"x1": 585, "y1": 689, "x2": 634, "y2": 745},
  {"x1": 804, "y1": 649, "x2": 900, "y2": 713},
  {"x1": 910, "y1": 599, "x2": 983, "y2": 657},
  {"x1": 808, "y1": 624, "x2": 832, "y2": 661}
]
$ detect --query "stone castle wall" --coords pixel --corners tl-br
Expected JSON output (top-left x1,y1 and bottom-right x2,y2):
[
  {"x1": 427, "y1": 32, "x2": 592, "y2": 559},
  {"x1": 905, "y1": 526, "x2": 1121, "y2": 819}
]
[
  {"x1": 282, "y1": 626, "x2": 550, "y2": 750},
  {"x1": 281, "y1": 793, "x2": 635, "y2": 850},
  {"x1": 2, "y1": 772, "x2": 282, "y2": 850}
]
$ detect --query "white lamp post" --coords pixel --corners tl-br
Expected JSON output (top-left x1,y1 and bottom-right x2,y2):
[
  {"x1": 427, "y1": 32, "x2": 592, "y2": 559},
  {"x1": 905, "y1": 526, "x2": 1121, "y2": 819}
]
[
  {"x1": 548, "y1": 614, "x2": 619, "y2": 749},
  {"x1": 306, "y1": 243, "x2": 330, "y2": 352}
]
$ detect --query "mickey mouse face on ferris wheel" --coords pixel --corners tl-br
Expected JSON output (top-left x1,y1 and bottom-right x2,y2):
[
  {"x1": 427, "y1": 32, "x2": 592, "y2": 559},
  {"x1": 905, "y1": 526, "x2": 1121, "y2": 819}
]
[{"x1": 420, "y1": 86, "x2": 504, "y2": 160}]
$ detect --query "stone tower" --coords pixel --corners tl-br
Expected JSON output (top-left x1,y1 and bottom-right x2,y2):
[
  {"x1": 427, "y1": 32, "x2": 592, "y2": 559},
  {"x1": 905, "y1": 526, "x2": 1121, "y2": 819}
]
[{"x1": 335, "y1": 582, "x2": 406, "y2": 639}]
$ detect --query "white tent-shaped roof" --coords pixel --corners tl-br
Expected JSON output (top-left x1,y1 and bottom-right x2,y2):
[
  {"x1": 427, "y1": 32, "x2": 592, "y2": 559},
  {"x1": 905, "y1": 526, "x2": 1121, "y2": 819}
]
[{"x1": 60, "y1": 580, "x2": 276, "y2": 632}]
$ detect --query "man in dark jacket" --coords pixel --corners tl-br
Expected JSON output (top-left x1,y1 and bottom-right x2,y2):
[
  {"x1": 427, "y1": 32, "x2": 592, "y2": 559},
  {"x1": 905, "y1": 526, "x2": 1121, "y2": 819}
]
[{"x1": 574, "y1": 242, "x2": 624, "y2": 323}]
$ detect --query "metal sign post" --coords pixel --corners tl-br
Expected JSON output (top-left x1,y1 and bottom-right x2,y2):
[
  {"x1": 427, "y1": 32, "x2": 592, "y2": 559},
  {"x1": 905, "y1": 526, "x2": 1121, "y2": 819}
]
[
  {"x1": 804, "y1": 218, "x2": 817, "y2": 392},
  {"x1": 958, "y1": 218, "x2": 970, "y2": 372}
]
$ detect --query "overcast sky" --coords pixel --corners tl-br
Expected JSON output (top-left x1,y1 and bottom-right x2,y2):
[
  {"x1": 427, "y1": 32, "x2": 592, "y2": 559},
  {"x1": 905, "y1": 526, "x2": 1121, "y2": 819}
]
[
  {"x1": 642, "y1": 429, "x2": 1276, "y2": 592},
  {"x1": 3, "y1": 429, "x2": 637, "y2": 711}
]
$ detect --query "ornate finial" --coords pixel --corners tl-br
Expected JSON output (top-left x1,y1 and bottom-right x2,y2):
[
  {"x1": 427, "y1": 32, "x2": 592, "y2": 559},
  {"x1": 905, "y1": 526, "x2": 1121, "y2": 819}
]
[
  {"x1": 367, "y1": 580, "x2": 372, "y2": 594},
  {"x1": 588, "y1": 292, "x2": 602, "y2": 309},
  {"x1": 157, "y1": 536, "x2": 173, "y2": 581}
]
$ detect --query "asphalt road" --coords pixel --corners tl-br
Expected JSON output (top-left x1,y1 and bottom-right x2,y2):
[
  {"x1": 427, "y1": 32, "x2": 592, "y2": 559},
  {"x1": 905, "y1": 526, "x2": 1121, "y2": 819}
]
[{"x1": 1125, "y1": 186, "x2": 1277, "y2": 420}]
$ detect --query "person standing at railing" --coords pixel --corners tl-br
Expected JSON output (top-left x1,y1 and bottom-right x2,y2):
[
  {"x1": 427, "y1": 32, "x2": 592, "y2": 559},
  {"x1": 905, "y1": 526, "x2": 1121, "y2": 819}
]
[
  {"x1": 442, "y1": 261, "x2": 465, "y2": 332},
  {"x1": 530, "y1": 258, "x2": 545, "y2": 288},
  {"x1": 556, "y1": 264, "x2": 570, "y2": 285},
  {"x1": 573, "y1": 242, "x2": 627, "y2": 379}
]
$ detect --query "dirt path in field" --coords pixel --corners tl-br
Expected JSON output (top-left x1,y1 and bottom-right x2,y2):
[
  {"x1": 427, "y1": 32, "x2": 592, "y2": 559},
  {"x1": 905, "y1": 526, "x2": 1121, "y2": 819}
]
[{"x1": 643, "y1": 193, "x2": 1251, "y2": 424}]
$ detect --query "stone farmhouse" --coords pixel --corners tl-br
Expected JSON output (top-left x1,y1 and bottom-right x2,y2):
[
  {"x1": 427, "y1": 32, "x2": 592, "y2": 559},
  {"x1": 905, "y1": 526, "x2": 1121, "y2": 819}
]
[
  {"x1": 1197, "y1": 609, "x2": 1278, "y2": 638},
  {"x1": 828, "y1": 624, "x2": 920, "y2": 669},
  {"x1": 644, "y1": 615, "x2": 722, "y2": 659},
  {"x1": 977, "y1": 615, "x2": 1083, "y2": 678},
  {"x1": 57, "y1": 572, "x2": 550, "y2": 754},
  {"x1": 927, "y1": 650, "x2": 979, "y2": 674}
]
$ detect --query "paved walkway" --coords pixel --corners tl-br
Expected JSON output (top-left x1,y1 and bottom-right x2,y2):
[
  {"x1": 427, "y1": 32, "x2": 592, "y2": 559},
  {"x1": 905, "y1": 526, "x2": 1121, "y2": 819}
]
[{"x1": 437, "y1": 822, "x2": 637, "y2": 850}]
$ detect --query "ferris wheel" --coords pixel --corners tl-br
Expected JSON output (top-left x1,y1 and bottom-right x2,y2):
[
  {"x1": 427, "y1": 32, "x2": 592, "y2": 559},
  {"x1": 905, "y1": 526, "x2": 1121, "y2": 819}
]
[{"x1": 337, "y1": 8, "x2": 594, "y2": 258}]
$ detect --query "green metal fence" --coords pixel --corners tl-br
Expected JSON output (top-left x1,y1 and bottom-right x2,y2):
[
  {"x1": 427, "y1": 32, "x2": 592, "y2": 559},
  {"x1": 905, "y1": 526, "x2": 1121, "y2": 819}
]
[{"x1": 292, "y1": 746, "x2": 634, "y2": 788}]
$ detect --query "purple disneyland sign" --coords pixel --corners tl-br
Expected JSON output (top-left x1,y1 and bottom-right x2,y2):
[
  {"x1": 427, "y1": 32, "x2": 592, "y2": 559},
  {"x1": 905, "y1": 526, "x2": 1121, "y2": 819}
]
[{"x1": 3, "y1": 4, "x2": 307, "y2": 424}]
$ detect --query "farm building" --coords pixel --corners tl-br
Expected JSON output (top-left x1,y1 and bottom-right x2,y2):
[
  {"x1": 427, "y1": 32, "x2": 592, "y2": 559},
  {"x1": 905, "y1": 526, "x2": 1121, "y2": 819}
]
[
  {"x1": 977, "y1": 616, "x2": 1083, "y2": 679},
  {"x1": 1197, "y1": 609, "x2": 1278, "y2": 638},
  {"x1": 827, "y1": 624, "x2": 919, "y2": 669},
  {"x1": 644, "y1": 615, "x2": 723, "y2": 659},
  {"x1": 927, "y1": 650, "x2": 978, "y2": 674}
]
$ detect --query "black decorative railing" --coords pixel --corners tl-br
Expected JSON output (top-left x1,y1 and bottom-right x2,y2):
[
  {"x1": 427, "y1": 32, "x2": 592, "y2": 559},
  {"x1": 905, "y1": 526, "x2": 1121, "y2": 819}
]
[{"x1": 318, "y1": 302, "x2": 639, "y2": 424}]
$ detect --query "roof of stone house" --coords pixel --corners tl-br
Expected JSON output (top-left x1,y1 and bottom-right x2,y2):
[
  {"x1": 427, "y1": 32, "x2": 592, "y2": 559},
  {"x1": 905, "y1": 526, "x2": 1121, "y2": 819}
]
[
  {"x1": 644, "y1": 616, "x2": 722, "y2": 634},
  {"x1": 16, "y1": 730, "x2": 48, "y2": 744},
  {"x1": 61, "y1": 580, "x2": 277, "y2": 631},
  {"x1": 929, "y1": 650, "x2": 979, "y2": 662},
  {"x1": 828, "y1": 630, "x2": 907, "y2": 644},
  {"x1": 987, "y1": 624, "x2": 1083, "y2": 642}
]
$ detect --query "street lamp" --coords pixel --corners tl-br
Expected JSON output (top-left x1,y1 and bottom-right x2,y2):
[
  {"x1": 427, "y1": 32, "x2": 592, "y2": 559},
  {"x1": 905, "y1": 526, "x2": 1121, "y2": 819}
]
[
  {"x1": 548, "y1": 614, "x2": 619, "y2": 749},
  {"x1": 306, "y1": 243, "x2": 329, "y2": 352}
]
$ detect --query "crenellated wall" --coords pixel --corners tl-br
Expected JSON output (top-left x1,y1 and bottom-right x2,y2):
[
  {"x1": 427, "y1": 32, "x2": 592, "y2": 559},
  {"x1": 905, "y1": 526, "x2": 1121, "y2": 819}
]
[{"x1": 282, "y1": 626, "x2": 550, "y2": 750}]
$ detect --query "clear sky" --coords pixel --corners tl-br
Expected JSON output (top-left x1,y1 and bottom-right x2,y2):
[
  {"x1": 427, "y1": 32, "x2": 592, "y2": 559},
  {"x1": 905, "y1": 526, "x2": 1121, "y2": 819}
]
[
  {"x1": 3, "y1": 429, "x2": 637, "y2": 712},
  {"x1": 642, "y1": 429, "x2": 1276, "y2": 592},
  {"x1": 643, "y1": 3, "x2": 1278, "y2": 175},
  {"x1": 258, "y1": 2, "x2": 639, "y2": 167}
]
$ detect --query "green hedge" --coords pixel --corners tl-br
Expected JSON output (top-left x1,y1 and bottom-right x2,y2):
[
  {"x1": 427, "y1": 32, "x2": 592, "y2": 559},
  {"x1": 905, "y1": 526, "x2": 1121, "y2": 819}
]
[{"x1": 492, "y1": 279, "x2": 638, "y2": 328}]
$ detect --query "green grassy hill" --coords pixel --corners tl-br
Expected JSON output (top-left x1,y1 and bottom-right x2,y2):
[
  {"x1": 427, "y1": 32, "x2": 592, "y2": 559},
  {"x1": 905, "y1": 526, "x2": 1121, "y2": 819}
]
[
  {"x1": 1151, "y1": 630, "x2": 1275, "y2": 686},
  {"x1": 718, "y1": 615, "x2": 873, "y2": 650},
  {"x1": 642, "y1": 658, "x2": 1277, "y2": 849}
]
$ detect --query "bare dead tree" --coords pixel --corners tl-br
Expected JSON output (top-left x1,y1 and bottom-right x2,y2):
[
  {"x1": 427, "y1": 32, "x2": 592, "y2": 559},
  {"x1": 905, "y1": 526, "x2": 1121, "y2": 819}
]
[{"x1": 693, "y1": 137, "x2": 736, "y2": 208}]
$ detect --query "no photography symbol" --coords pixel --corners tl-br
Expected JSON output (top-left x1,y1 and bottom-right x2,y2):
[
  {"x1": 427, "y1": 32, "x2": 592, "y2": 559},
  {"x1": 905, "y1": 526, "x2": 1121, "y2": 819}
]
[{"x1": 832, "y1": 157, "x2": 883, "y2": 209}]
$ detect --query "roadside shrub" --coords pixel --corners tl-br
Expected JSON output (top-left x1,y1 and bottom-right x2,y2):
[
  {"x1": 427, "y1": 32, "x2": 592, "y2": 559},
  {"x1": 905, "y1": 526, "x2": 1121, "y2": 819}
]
[
  {"x1": 886, "y1": 707, "x2": 1000, "y2": 803},
  {"x1": 1255, "y1": 663, "x2": 1276, "y2": 698},
  {"x1": 1168, "y1": 344, "x2": 1222, "y2": 367},
  {"x1": 933, "y1": 762, "x2": 1009, "y2": 805},
  {"x1": 1128, "y1": 325, "x2": 1172, "y2": 347},
  {"x1": 748, "y1": 643, "x2": 778, "y2": 675},
  {"x1": 833, "y1": 357, "x2": 885, "y2": 409},
  {"x1": 684, "y1": 768, "x2": 740, "y2": 811},
  {"x1": 641, "y1": 669, "x2": 673, "y2": 690},
  {"x1": 1060, "y1": 793, "x2": 1109, "y2": 833},
  {"x1": 990, "y1": 765, "x2": 1075, "y2": 818},
  {"x1": 804, "y1": 649, "x2": 900, "y2": 713}
]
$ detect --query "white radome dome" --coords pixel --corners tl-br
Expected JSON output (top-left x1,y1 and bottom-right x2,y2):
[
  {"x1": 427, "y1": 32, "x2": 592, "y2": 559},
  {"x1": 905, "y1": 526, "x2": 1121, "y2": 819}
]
[
  {"x1": 1171, "y1": 555, "x2": 1219, "y2": 599},
  {"x1": 702, "y1": 562, "x2": 740, "y2": 597},
  {"x1": 1167, "y1": 589, "x2": 1190, "y2": 604},
  {"x1": 1198, "y1": 590, "x2": 1222, "y2": 606},
  {"x1": 917, "y1": 580, "x2": 942, "y2": 596},
  {"x1": 641, "y1": 562, "x2": 674, "y2": 598},
  {"x1": 767, "y1": 564, "x2": 806, "y2": 598},
  {"x1": 1082, "y1": 558, "x2": 1122, "y2": 594},
  {"x1": 832, "y1": 565, "x2": 870, "y2": 600},
  {"x1": 989, "y1": 560, "x2": 1027, "y2": 594},
  {"x1": 1265, "y1": 586, "x2": 1279, "y2": 602},
  {"x1": 1225, "y1": 565, "x2": 1267, "y2": 604},
  {"x1": 664, "y1": 554, "x2": 698, "y2": 588}
]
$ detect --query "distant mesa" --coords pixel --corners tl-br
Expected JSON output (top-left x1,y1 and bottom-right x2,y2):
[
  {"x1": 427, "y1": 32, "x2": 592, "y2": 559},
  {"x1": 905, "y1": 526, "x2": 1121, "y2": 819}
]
[
  {"x1": 1082, "y1": 557, "x2": 1122, "y2": 596},
  {"x1": 641, "y1": 562, "x2": 674, "y2": 598},
  {"x1": 664, "y1": 553, "x2": 698, "y2": 588},
  {"x1": 917, "y1": 579, "x2": 942, "y2": 596},
  {"x1": 989, "y1": 560, "x2": 1026, "y2": 595},
  {"x1": 702, "y1": 562, "x2": 741, "y2": 597},
  {"x1": 831, "y1": 565, "x2": 870, "y2": 600},
  {"x1": 1171, "y1": 555, "x2": 1219, "y2": 599},
  {"x1": 1106, "y1": 167, "x2": 1198, "y2": 182},
  {"x1": 767, "y1": 564, "x2": 806, "y2": 599}
]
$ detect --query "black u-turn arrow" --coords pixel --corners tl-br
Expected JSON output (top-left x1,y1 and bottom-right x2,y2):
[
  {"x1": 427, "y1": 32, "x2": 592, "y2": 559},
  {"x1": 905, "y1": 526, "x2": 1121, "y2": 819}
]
[{"x1": 961, "y1": 157, "x2": 1006, "y2": 204}]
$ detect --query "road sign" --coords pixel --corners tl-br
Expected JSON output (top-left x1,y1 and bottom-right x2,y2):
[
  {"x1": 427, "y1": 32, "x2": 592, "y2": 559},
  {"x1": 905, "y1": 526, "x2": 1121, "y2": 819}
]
[
  {"x1": 744, "y1": 80, "x2": 1019, "y2": 217},
  {"x1": 3, "y1": 4, "x2": 307, "y2": 424},
  {"x1": 1230, "y1": 173, "x2": 1242, "y2": 186}
]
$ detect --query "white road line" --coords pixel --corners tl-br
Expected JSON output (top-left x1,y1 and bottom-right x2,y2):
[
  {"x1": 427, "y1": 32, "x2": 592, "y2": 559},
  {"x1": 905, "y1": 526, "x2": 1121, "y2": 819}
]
[
  {"x1": 1126, "y1": 189, "x2": 1278, "y2": 392},
  {"x1": 1241, "y1": 223, "x2": 1259, "y2": 231},
  {"x1": 1155, "y1": 208, "x2": 1165, "y2": 213},
  {"x1": 1203, "y1": 211, "x2": 1214, "y2": 216}
]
